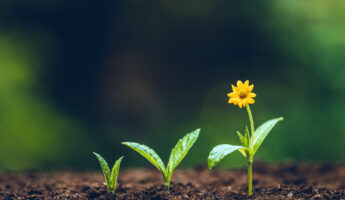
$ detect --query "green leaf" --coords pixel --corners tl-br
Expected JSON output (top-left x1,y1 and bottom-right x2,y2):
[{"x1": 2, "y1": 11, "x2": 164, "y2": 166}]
[
  {"x1": 109, "y1": 156, "x2": 124, "y2": 193},
  {"x1": 122, "y1": 142, "x2": 165, "y2": 173},
  {"x1": 236, "y1": 131, "x2": 246, "y2": 157},
  {"x1": 237, "y1": 126, "x2": 250, "y2": 157},
  {"x1": 237, "y1": 148, "x2": 247, "y2": 157},
  {"x1": 253, "y1": 117, "x2": 284, "y2": 154},
  {"x1": 237, "y1": 126, "x2": 250, "y2": 148},
  {"x1": 208, "y1": 144, "x2": 244, "y2": 169},
  {"x1": 93, "y1": 152, "x2": 111, "y2": 192},
  {"x1": 166, "y1": 129, "x2": 200, "y2": 180},
  {"x1": 236, "y1": 131, "x2": 245, "y2": 145}
]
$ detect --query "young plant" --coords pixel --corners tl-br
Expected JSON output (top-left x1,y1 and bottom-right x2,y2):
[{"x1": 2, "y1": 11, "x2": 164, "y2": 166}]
[
  {"x1": 208, "y1": 80, "x2": 283, "y2": 196},
  {"x1": 122, "y1": 128, "x2": 200, "y2": 194},
  {"x1": 93, "y1": 152, "x2": 124, "y2": 194}
]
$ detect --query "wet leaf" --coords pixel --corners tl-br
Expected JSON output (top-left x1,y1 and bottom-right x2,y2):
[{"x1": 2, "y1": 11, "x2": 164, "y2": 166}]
[
  {"x1": 93, "y1": 152, "x2": 111, "y2": 192},
  {"x1": 166, "y1": 129, "x2": 200, "y2": 180},
  {"x1": 109, "y1": 156, "x2": 124, "y2": 193},
  {"x1": 208, "y1": 144, "x2": 244, "y2": 169},
  {"x1": 253, "y1": 117, "x2": 283, "y2": 154},
  {"x1": 122, "y1": 142, "x2": 165, "y2": 173}
]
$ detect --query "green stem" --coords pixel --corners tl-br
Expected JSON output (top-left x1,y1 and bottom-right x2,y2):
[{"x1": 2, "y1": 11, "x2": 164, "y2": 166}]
[
  {"x1": 246, "y1": 105, "x2": 255, "y2": 148},
  {"x1": 246, "y1": 104, "x2": 254, "y2": 197},
  {"x1": 247, "y1": 160, "x2": 253, "y2": 196},
  {"x1": 106, "y1": 183, "x2": 111, "y2": 193},
  {"x1": 164, "y1": 182, "x2": 170, "y2": 195}
]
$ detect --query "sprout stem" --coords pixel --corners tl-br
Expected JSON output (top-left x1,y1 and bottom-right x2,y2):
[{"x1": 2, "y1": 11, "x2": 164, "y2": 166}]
[
  {"x1": 246, "y1": 104, "x2": 254, "y2": 196},
  {"x1": 164, "y1": 182, "x2": 170, "y2": 195},
  {"x1": 247, "y1": 160, "x2": 253, "y2": 196}
]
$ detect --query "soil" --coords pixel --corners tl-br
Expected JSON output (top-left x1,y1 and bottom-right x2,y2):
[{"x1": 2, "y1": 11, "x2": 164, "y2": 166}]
[{"x1": 0, "y1": 162, "x2": 344, "y2": 200}]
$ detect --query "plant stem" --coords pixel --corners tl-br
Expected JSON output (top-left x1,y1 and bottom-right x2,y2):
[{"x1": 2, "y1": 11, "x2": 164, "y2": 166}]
[
  {"x1": 246, "y1": 104, "x2": 254, "y2": 197},
  {"x1": 245, "y1": 105, "x2": 255, "y2": 148},
  {"x1": 164, "y1": 182, "x2": 170, "y2": 195},
  {"x1": 247, "y1": 160, "x2": 253, "y2": 196},
  {"x1": 106, "y1": 184, "x2": 111, "y2": 194}
]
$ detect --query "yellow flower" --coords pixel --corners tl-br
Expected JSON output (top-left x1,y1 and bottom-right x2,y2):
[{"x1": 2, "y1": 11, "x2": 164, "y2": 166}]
[{"x1": 227, "y1": 80, "x2": 256, "y2": 108}]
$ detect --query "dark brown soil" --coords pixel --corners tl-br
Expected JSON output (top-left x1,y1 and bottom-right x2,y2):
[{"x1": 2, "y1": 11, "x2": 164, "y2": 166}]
[{"x1": 0, "y1": 163, "x2": 344, "y2": 200}]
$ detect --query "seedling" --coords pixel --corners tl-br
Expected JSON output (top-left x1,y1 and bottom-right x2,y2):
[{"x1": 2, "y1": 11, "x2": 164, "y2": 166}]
[
  {"x1": 122, "y1": 128, "x2": 200, "y2": 194},
  {"x1": 208, "y1": 80, "x2": 283, "y2": 196},
  {"x1": 93, "y1": 152, "x2": 124, "y2": 194}
]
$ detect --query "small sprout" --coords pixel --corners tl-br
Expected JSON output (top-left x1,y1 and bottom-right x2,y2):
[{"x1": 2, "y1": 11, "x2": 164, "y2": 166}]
[
  {"x1": 93, "y1": 152, "x2": 124, "y2": 194},
  {"x1": 208, "y1": 80, "x2": 283, "y2": 196},
  {"x1": 122, "y1": 128, "x2": 200, "y2": 194}
]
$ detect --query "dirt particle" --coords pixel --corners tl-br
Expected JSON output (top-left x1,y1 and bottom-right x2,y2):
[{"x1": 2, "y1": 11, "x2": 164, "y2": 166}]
[
  {"x1": 27, "y1": 189, "x2": 43, "y2": 195},
  {"x1": 287, "y1": 192, "x2": 294, "y2": 197},
  {"x1": 86, "y1": 190, "x2": 99, "y2": 199}
]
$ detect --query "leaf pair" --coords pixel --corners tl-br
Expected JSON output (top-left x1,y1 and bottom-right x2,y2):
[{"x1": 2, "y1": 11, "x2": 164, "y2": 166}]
[
  {"x1": 93, "y1": 152, "x2": 124, "y2": 194},
  {"x1": 237, "y1": 126, "x2": 250, "y2": 157},
  {"x1": 122, "y1": 128, "x2": 200, "y2": 191},
  {"x1": 208, "y1": 117, "x2": 283, "y2": 169}
]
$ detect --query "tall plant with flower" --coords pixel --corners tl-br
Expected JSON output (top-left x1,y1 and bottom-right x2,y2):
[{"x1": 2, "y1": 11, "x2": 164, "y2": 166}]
[{"x1": 208, "y1": 80, "x2": 283, "y2": 196}]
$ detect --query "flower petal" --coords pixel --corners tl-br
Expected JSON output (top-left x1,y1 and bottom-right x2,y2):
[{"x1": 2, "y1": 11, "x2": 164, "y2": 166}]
[
  {"x1": 229, "y1": 92, "x2": 238, "y2": 98},
  {"x1": 236, "y1": 80, "x2": 244, "y2": 88},
  {"x1": 244, "y1": 80, "x2": 249, "y2": 87},
  {"x1": 249, "y1": 92, "x2": 256, "y2": 97},
  {"x1": 231, "y1": 84, "x2": 237, "y2": 92},
  {"x1": 247, "y1": 98, "x2": 255, "y2": 104},
  {"x1": 231, "y1": 98, "x2": 240, "y2": 105},
  {"x1": 229, "y1": 97, "x2": 239, "y2": 104},
  {"x1": 248, "y1": 84, "x2": 254, "y2": 91}
]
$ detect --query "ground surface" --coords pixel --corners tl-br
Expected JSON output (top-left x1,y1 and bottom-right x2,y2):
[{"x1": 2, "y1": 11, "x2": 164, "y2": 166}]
[{"x1": 0, "y1": 163, "x2": 344, "y2": 200}]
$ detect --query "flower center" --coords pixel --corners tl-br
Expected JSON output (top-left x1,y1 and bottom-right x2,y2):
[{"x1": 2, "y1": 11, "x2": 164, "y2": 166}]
[{"x1": 238, "y1": 90, "x2": 248, "y2": 99}]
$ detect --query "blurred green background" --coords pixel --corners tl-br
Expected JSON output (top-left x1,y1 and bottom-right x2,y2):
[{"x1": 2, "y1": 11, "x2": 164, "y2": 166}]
[{"x1": 0, "y1": 0, "x2": 345, "y2": 171}]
